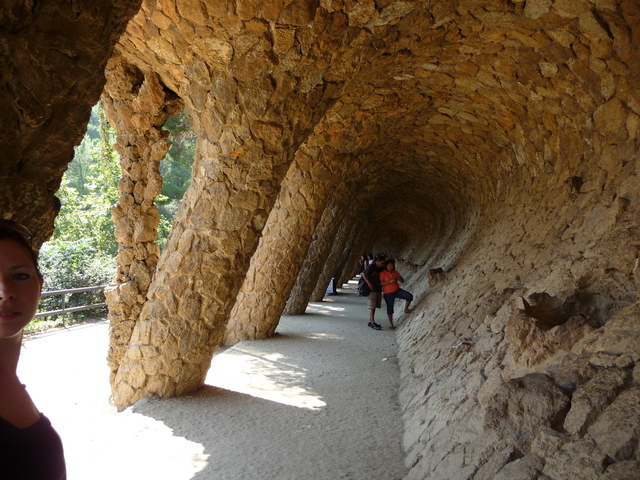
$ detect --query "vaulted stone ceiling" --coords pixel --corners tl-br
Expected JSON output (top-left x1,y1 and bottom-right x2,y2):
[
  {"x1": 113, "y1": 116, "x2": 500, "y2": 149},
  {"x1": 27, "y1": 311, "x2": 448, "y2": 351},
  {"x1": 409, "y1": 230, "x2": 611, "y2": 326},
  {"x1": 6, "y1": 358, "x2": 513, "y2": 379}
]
[{"x1": 2, "y1": 1, "x2": 639, "y2": 478}]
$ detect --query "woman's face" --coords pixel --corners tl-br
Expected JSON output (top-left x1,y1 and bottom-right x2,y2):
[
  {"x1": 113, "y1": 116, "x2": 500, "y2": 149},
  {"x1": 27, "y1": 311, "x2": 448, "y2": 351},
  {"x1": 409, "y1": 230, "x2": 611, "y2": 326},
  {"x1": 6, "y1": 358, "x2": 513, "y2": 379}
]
[
  {"x1": 0, "y1": 239, "x2": 43, "y2": 339},
  {"x1": 386, "y1": 262, "x2": 395, "y2": 272}
]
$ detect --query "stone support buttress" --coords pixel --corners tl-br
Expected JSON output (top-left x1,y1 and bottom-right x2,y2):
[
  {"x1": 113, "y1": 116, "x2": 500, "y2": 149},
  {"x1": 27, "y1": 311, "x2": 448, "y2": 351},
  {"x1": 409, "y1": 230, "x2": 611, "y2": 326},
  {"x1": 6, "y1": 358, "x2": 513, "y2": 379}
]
[
  {"x1": 110, "y1": 114, "x2": 301, "y2": 406},
  {"x1": 103, "y1": 57, "x2": 184, "y2": 385},
  {"x1": 334, "y1": 221, "x2": 367, "y2": 287},
  {"x1": 283, "y1": 196, "x2": 349, "y2": 315},
  {"x1": 107, "y1": 1, "x2": 368, "y2": 407},
  {"x1": 224, "y1": 147, "x2": 341, "y2": 344},
  {"x1": 337, "y1": 220, "x2": 370, "y2": 286},
  {"x1": 310, "y1": 215, "x2": 359, "y2": 302}
]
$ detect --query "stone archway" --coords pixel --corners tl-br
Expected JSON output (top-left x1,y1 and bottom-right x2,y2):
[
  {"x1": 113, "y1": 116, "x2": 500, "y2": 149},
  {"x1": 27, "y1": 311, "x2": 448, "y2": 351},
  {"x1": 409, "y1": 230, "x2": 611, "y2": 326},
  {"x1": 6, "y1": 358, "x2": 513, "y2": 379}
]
[
  {"x1": 104, "y1": 0, "x2": 384, "y2": 406},
  {"x1": 2, "y1": 1, "x2": 640, "y2": 478}
]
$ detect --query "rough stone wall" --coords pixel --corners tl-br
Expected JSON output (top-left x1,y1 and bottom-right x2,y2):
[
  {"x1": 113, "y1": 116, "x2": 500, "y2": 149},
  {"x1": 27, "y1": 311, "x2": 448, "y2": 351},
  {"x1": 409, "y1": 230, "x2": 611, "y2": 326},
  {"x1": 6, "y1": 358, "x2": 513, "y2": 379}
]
[
  {"x1": 0, "y1": 0, "x2": 141, "y2": 243},
  {"x1": 397, "y1": 177, "x2": 639, "y2": 478},
  {"x1": 102, "y1": 57, "x2": 183, "y2": 384},
  {"x1": 389, "y1": 2, "x2": 640, "y2": 477}
]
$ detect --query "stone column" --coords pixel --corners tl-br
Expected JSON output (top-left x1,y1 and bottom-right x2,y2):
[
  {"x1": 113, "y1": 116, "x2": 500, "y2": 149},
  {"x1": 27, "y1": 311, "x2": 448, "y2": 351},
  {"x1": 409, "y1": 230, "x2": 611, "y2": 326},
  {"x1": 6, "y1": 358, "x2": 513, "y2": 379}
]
[
  {"x1": 334, "y1": 221, "x2": 368, "y2": 286},
  {"x1": 310, "y1": 216, "x2": 359, "y2": 302},
  {"x1": 108, "y1": 80, "x2": 345, "y2": 406},
  {"x1": 283, "y1": 172, "x2": 377, "y2": 311},
  {"x1": 102, "y1": 57, "x2": 184, "y2": 384},
  {"x1": 283, "y1": 197, "x2": 349, "y2": 315},
  {"x1": 107, "y1": 1, "x2": 371, "y2": 407},
  {"x1": 337, "y1": 221, "x2": 370, "y2": 286},
  {"x1": 224, "y1": 147, "x2": 341, "y2": 345},
  {"x1": 110, "y1": 121, "x2": 296, "y2": 406}
]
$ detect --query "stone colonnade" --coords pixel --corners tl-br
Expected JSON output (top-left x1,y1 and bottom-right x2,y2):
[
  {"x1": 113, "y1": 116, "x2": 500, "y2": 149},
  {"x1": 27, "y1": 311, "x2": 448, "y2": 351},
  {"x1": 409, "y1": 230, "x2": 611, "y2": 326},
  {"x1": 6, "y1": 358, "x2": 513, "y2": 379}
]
[
  {"x1": 310, "y1": 217, "x2": 360, "y2": 302},
  {"x1": 224, "y1": 145, "x2": 343, "y2": 344},
  {"x1": 105, "y1": 0, "x2": 376, "y2": 407},
  {"x1": 3, "y1": 0, "x2": 640, "y2": 478},
  {"x1": 283, "y1": 196, "x2": 350, "y2": 315}
]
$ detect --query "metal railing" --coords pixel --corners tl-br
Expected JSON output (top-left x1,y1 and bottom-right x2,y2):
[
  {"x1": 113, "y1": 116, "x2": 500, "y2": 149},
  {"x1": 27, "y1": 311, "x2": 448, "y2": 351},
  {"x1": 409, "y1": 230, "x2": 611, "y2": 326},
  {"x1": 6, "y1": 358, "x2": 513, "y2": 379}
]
[{"x1": 36, "y1": 285, "x2": 107, "y2": 318}]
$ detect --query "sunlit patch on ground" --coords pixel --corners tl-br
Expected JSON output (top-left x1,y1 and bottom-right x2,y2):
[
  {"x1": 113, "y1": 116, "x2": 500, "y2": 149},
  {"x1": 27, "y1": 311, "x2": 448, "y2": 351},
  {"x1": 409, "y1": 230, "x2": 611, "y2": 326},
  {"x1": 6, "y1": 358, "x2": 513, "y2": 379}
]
[
  {"x1": 19, "y1": 322, "x2": 209, "y2": 480},
  {"x1": 306, "y1": 303, "x2": 346, "y2": 315},
  {"x1": 16, "y1": 280, "x2": 407, "y2": 479},
  {"x1": 205, "y1": 345, "x2": 327, "y2": 410}
]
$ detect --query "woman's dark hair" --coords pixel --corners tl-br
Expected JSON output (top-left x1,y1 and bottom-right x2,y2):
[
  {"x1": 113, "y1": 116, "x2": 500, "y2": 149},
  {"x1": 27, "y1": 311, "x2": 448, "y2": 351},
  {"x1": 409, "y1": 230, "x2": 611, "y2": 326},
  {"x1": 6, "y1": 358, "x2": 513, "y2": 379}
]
[
  {"x1": 0, "y1": 220, "x2": 41, "y2": 274},
  {"x1": 386, "y1": 258, "x2": 395, "y2": 265}
]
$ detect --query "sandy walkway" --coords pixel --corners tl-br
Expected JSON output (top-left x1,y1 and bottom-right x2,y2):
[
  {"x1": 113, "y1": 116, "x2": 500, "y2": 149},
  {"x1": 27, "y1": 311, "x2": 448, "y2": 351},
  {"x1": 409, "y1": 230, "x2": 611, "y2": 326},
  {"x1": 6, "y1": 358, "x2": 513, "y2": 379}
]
[{"x1": 18, "y1": 280, "x2": 407, "y2": 479}]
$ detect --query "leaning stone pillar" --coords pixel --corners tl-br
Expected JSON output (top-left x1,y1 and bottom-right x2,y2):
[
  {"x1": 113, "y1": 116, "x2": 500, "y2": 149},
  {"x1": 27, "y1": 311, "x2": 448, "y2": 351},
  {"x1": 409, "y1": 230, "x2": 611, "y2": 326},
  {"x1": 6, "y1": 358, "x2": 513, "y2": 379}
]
[
  {"x1": 108, "y1": 88, "x2": 333, "y2": 406},
  {"x1": 310, "y1": 216, "x2": 360, "y2": 302},
  {"x1": 337, "y1": 221, "x2": 370, "y2": 286},
  {"x1": 111, "y1": 140, "x2": 288, "y2": 406},
  {"x1": 334, "y1": 222, "x2": 367, "y2": 286},
  {"x1": 283, "y1": 199, "x2": 349, "y2": 315},
  {"x1": 102, "y1": 57, "x2": 184, "y2": 384},
  {"x1": 106, "y1": 2, "x2": 367, "y2": 407},
  {"x1": 224, "y1": 147, "x2": 340, "y2": 344}
]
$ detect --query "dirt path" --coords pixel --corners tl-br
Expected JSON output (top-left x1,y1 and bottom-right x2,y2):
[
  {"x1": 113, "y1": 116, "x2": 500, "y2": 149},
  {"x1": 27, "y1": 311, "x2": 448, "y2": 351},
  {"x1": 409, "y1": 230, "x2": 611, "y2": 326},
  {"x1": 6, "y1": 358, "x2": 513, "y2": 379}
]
[{"x1": 18, "y1": 280, "x2": 407, "y2": 479}]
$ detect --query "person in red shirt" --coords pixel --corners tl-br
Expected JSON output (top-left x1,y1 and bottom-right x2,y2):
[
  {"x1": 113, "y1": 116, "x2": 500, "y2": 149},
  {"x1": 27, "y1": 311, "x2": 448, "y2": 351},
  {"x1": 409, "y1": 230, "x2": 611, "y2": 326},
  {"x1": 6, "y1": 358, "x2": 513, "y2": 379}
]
[{"x1": 379, "y1": 259, "x2": 413, "y2": 329}]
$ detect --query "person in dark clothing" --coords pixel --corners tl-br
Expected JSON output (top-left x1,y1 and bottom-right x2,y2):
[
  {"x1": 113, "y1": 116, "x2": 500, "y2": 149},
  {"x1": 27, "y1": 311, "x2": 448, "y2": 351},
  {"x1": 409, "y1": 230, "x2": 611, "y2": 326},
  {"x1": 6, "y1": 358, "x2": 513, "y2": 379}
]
[
  {"x1": 356, "y1": 254, "x2": 368, "y2": 296},
  {"x1": 362, "y1": 254, "x2": 387, "y2": 330},
  {"x1": 0, "y1": 220, "x2": 66, "y2": 479}
]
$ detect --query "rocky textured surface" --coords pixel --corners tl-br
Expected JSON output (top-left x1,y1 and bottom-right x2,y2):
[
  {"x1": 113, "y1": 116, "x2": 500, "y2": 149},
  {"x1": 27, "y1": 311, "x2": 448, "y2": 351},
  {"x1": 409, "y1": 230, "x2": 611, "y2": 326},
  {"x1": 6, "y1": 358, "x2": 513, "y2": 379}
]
[
  {"x1": 102, "y1": 57, "x2": 184, "y2": 383},
  {"x1": 224, "y1": 145, "x2": 346, "y2": 344},
  {"x1": 0, "y1": 0, "x2": 141, "y2": 244},
  {"x1": 106, "y1": 0, "x2": 373, "y2": 406},
  {"x1": 2, "y1": 0, "x2": 640, "y2": 478}
]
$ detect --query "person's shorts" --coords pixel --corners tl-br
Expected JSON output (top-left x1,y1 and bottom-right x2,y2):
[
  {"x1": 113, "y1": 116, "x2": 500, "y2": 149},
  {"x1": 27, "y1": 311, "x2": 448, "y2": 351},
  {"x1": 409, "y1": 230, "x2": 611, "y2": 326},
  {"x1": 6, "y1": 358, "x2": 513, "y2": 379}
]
[{"x1": 367, "y1": 291, "x2": 382, "y2": 310}]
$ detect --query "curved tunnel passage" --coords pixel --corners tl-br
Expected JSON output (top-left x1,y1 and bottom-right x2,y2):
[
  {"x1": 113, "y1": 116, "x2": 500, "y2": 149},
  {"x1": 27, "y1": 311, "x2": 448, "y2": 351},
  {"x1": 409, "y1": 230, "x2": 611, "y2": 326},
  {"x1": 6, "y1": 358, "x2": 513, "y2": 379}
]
[
  {"x1": 2, "y1": 1, "x2": 639, "y2": 478},
  {"x1": 294, "y1": 121, "x2": 493, "y2": 279},
  {"x1": 345, "y1": 175, "x2": 476, "y2": 270},
  {"x1": 98, "y1": 1, "x2": 640, "y2": 474}
]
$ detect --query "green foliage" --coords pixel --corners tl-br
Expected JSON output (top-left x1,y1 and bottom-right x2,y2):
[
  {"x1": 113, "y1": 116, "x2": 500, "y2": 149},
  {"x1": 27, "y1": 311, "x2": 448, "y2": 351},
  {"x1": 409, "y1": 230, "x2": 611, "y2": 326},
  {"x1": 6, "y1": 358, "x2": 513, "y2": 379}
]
[
  {"x1": 39, "y1": 240, "x2": 115, "y2": 290},
  {"x1": 52, "y1": 100, "x2": 119, "y2": 256},
  {"x1": 34, "y1": 103, "x2": 195, "y2": 328},
  {"x1": 34, "y1": 101, "x2": 119, "y2": 328},
  {"x1": 157, "y1": 109, "x2": 196, "y2": 248},
  {"x1": 30, "y1": 240, "x2": 114, "y2": 331}
]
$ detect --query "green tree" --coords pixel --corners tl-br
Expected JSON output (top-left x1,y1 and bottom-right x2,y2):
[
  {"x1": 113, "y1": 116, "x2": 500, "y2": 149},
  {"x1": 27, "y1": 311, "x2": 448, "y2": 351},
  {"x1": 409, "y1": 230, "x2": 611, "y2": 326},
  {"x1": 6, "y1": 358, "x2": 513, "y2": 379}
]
[
  {"x1": 51, "y1": 100, "x2": 119, "y2": 255},
  {"x1": 34, "y1": 103, "x2": 196, "y2": 328},
  {"x1": 157, "y1": 109, "x2": 196, "y2": 248}
]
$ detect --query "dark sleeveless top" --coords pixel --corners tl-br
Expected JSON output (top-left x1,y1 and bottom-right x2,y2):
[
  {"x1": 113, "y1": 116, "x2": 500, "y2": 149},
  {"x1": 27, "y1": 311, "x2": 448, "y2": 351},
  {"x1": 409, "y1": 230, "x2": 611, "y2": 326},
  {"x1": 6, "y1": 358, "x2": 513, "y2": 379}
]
[{"x1": 0, "y1": 414, "x2": 66, "y2": 479}]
